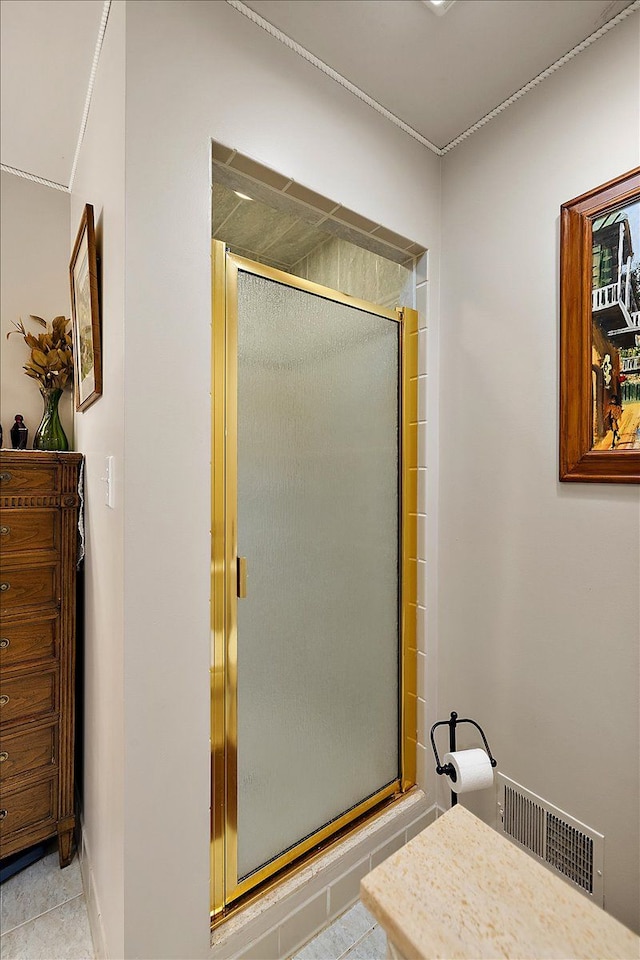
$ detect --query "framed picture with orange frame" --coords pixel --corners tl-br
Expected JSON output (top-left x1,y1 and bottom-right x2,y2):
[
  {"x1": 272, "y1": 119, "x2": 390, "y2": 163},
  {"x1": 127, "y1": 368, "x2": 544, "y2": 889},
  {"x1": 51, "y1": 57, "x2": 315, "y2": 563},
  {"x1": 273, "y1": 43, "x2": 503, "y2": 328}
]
[{"x1": 560, "y1": 167, "x2": 640, "y2": 482}]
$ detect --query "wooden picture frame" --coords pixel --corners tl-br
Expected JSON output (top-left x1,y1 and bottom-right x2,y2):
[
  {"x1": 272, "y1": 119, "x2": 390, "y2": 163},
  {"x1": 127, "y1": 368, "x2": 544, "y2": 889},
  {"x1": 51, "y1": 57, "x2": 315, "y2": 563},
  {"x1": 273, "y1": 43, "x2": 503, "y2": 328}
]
[
  {"x1": 560, "y1": 168, "x2": 640, "y2": 482},
  {"x1": 70, "y1": 203, "x2": 101, "y2": 411}
]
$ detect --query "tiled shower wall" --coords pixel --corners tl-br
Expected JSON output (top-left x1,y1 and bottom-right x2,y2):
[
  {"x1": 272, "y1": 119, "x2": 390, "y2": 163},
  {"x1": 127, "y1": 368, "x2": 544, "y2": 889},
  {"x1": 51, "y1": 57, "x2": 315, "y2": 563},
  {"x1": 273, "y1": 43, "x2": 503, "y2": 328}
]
[
  {"x1": 293, "y1": 235, "x2": 415, "y2": 310},
  {"x1": 414, "y1": 253, "x2": 429, "y2": 793}
]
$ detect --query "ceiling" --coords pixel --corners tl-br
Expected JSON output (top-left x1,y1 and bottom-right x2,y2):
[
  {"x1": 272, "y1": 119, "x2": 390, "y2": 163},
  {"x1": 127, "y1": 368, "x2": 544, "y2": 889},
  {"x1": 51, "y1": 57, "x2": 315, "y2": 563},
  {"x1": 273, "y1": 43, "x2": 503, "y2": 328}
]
[
  {"x1": 0, "y1": 0, "x2": 104, "y2": 186},
  {"x1": 0, "y1": 0, "x2": 636, "y2": 187},
  {"x1": 242, "y1": 0, "x2": 635, "y2": 148}
]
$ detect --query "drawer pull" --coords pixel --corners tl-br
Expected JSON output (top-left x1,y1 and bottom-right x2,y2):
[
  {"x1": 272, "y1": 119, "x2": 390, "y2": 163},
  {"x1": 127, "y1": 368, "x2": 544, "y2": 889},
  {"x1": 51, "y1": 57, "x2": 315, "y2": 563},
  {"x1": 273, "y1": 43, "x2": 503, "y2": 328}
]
[
  {"x1": 0, "y1": 696, "x2": 9, "y2": 706},
  {"x1": 0, "y1": 583, "x2": 9, "y2": 592},
  {"x1": 0, "y1": 473, "x2": 11, "y2": 483},
  {"x1": 0, "y1": 810, "x2": 6, "y2": 820},
  {"x1": 0, "y1": 752, "x2": 7, "y2": 763},
  {"x1": 0, "y1": 526, "x2": 9, "y2": 536},
  {"x1": 0, "y1": 639, "x2": 9, "y2": 649}
]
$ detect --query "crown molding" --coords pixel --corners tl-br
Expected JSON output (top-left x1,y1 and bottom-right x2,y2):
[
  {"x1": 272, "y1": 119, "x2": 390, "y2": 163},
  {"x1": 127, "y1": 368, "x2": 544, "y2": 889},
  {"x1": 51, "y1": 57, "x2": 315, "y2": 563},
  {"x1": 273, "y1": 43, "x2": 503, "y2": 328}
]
[{"x1": 226, "y1": 0, "x2": 640, "y2": 157}]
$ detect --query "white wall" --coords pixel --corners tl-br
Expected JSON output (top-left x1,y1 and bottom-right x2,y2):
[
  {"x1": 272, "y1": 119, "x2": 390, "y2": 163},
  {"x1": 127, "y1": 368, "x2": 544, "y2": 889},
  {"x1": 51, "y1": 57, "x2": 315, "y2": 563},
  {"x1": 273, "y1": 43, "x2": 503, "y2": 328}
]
[
  {"x1": 70, "y1": 2, "x2": 126, "y2": 956},
  {"x1": 75, "y1": 2, "x2": 640, "y2": 953},
  {"x1": 440, "y1": 17, "x2": 639, "y2": 932},
  {"x1": 120, "y1": 2, "x2": 440, "y2": 956},
  {"x1": 0, "y1": 172, "x2": 72, "y2": 446}
]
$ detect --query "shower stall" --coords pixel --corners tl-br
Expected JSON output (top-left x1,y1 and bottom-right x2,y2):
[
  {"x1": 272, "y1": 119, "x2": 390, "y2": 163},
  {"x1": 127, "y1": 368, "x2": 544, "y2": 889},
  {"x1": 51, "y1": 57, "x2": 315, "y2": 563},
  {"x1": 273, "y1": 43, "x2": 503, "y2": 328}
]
[{"x1": 211, "y1": 240, "x2": 417, "y2": 918}]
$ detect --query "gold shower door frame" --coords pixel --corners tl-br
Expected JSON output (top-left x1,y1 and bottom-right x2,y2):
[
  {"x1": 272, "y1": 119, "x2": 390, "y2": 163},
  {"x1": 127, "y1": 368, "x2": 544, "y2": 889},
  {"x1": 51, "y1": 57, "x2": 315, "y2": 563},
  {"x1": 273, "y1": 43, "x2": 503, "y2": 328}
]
[{"x1": 210, "y1": 239, "x2": 418, "y2": 920}]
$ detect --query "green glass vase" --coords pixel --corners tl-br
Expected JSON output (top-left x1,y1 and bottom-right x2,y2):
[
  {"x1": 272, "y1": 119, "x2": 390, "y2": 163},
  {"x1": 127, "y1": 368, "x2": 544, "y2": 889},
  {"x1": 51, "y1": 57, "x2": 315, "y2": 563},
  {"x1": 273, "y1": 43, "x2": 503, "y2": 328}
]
[{"x1": 33, "y1": 387, "x2": 69, "y2": 451}]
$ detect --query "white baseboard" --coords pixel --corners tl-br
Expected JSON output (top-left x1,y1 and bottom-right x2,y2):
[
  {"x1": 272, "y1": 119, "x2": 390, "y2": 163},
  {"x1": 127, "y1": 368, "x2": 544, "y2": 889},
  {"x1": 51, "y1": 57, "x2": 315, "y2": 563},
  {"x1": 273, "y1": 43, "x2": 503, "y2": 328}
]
[{"x1": 78, "y1": 818, "x2": 108, "y2": 960}]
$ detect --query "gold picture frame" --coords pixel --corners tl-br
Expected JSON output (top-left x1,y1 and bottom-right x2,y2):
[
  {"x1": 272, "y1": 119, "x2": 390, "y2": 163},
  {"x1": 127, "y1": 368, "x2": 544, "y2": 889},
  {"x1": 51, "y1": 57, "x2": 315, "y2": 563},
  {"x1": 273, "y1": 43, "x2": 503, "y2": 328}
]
[{"x1": 70, "y1": 203, "x2": 102, "y2": 412}]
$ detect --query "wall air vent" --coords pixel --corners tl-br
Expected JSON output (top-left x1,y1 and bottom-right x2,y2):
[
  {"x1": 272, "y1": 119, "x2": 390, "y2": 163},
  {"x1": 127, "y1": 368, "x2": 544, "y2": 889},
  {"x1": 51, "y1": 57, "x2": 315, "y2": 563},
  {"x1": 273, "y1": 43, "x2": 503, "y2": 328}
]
[{"x1": 497, "y1": 774, "x2": 604, "y2": 907}]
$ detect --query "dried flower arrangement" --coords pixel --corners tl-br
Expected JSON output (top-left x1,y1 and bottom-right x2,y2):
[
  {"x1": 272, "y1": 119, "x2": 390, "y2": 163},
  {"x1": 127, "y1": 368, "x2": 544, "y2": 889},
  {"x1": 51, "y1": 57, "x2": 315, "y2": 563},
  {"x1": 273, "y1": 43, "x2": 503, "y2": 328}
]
[{"x1": 7, "y1": 315, "x2": 74, "y2": 390}]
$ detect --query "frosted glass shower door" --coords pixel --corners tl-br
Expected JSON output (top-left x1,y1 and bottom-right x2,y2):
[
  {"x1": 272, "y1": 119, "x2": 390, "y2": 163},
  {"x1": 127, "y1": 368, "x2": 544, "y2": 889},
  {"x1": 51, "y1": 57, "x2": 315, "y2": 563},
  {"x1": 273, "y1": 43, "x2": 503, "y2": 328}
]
[
  {"x1": 235, "y1": 267, "x2": 400, "y2": 882},
  {"x1": 211, "y1": 240, "x2": 418, "y2": 917}
]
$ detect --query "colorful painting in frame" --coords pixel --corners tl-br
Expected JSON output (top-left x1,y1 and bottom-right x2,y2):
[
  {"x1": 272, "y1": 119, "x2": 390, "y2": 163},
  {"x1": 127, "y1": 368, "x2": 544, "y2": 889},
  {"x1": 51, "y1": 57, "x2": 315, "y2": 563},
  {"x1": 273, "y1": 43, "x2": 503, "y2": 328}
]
[
  {"x1": 560, "y1": 168, "x2": 640, "y2": 482},
  {"x1": 70, "y1": 204, "x2": 101, "y2": 411}
]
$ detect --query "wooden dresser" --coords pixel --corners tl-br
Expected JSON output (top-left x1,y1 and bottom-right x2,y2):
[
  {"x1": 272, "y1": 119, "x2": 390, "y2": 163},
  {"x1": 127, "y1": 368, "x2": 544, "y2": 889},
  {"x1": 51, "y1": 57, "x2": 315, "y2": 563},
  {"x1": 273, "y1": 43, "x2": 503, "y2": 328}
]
[{"x1": 0, "y1": 450, "x2": 82, "y2": 868}]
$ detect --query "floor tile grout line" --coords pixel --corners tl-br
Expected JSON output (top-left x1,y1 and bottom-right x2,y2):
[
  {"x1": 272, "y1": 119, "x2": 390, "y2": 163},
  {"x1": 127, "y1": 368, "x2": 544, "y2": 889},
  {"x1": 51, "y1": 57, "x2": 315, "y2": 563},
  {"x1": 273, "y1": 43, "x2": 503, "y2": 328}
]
[
  {"x1": 335, "y1": 921, "x2": 378, "y2": 960},
  {"x1": 0, "y1": 891, "x2": 86, "y2": 936}
]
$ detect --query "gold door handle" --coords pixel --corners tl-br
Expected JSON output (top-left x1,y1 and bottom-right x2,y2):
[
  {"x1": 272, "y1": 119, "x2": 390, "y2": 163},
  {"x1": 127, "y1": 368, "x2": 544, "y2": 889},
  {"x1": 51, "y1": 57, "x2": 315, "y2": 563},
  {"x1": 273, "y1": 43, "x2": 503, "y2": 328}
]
[
  {"x1": 237, "y1": 557, "x2": 248, "y2": 599},
  {"x1": 0, "y1": 696, "x2": 9, "y2": 706},
  {"x1": 0, "y1": 752, "x2": 8, "y2": 763}
]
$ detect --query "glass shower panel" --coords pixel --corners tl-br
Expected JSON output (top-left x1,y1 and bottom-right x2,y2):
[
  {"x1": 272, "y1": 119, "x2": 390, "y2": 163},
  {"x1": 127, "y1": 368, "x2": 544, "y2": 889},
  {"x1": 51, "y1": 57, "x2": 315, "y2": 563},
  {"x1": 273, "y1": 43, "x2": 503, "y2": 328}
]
[{"x1": 236, "y1": 272, "x2": 399, "y2": 880}]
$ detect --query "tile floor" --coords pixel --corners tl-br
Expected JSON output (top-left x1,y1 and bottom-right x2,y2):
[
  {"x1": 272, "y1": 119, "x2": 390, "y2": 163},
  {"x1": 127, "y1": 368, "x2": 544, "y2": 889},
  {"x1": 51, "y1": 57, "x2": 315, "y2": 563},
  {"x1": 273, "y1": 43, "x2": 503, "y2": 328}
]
[
  {"x1": 290, "y1": 902, "x2": 387, "y2": 960},
  {"x1": 0, "y1": 847, "x2": 94, "y2": 960},
  {"x1": 0, "y1": 847, "x2": 385, "y2": 960}
]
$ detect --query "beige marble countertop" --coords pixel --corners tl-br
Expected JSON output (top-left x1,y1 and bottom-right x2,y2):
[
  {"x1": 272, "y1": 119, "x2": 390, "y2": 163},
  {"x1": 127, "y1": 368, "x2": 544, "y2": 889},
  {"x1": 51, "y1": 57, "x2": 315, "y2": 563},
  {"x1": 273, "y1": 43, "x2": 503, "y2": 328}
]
[{"x1": 360, "y1": 804, "x2": 639, "y2": 959}]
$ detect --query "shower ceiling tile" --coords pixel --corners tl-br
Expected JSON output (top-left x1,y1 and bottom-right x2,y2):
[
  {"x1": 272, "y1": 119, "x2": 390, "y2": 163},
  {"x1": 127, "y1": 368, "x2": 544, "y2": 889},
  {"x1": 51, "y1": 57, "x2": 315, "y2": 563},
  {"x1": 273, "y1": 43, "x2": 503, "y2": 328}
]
[
  {"x1": 318, "y1": 216, "x2": 410, "y2": 266},
  {"x1": 211, "y1": 154, "x2": 421, "y2": 278},
  {"x1": 370, "y1": 226, "x2": 416, "y2": 252},
  {"x1": 212, "y1": 140, "x2": 235, "y2": 165},
  {"x1": 211, "y1": 145, "x2": 426, "y2": 265},
  {"x1": 265, "y1": 221, "x2": 333, "y2": 268},
  {"x1": 219, "y1": 197, "x2": 300, "y2": 257},
  {"x1": 229, "y1": 152, "x2": 292, "y2": 190},
  {"x1": 212, "y1": 181, "x2": 243, "y2": 234},
  {"x1": 284, "y1": 181, "x2": 340, "y2": 214},
  {"x1": 212, "y1": 162, "x2": 327, "y2": 226},
  {"x1": 333, "y1": 206, "x2": 379, "y2": 234}
]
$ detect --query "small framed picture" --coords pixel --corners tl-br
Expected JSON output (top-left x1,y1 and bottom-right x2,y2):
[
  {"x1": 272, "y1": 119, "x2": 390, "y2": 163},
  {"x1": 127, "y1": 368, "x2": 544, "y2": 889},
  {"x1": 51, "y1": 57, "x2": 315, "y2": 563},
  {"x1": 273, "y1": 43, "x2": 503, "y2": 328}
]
[
  {"x1": 70, "y1": 203, "x2": 101, "y2": 411},
  {"x1": 560, "y1": 168, "x2": 640, "y2": 482}
]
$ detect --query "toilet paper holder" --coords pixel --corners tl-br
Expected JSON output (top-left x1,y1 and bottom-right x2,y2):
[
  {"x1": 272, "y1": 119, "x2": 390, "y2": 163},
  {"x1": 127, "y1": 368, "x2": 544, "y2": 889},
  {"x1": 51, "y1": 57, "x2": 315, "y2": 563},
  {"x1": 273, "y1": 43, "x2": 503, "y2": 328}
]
[{"x1": 430, "y1": 711, "x2": 497, "y2": 807}]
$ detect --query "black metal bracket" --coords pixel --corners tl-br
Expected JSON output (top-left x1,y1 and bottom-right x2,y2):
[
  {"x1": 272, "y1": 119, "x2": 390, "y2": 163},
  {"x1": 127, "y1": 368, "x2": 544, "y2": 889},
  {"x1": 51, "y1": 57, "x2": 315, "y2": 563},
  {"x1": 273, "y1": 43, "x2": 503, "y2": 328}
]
[{"x1": 429, "y1": 711, "x2": 497, "y2": 807}]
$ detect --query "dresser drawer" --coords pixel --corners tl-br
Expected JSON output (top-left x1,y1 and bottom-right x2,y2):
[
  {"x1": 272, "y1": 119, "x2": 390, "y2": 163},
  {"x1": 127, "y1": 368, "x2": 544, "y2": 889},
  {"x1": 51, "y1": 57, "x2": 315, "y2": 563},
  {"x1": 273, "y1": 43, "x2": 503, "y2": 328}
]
[
  {"x1": 0, "y1": 563, "x2": 58, "y2": 613},
  {"x1": 0, "y1": 721, "x2": 57, "y2": 784},
  {"x1": 0, "y1": 463, "x2": 59, "y2": 495},
  {"x1": 0, "y1": 670, "x2": 58, "y2": 725},
  {"x1": 0, "y1": 775, "x2": 57, "y2": 840},
  {"x1": 0, "y1": 509, "x2": 59, "y2": 556},
  {"x1": 0, "y1": 616, "x2": 58, "y2": 668}
]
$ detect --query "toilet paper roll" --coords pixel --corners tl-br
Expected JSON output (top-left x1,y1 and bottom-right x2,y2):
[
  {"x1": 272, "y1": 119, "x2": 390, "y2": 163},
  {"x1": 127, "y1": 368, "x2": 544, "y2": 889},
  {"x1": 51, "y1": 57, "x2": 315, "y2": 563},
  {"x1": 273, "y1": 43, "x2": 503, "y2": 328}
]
[{"x1": 442, "y1": 748, "x2": 494, "y2": 794}]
